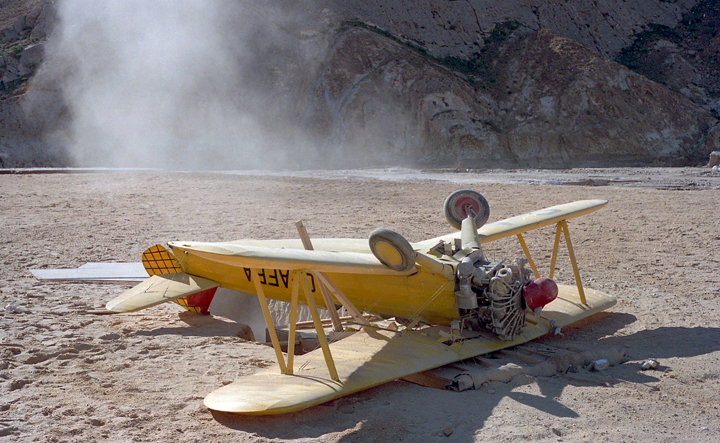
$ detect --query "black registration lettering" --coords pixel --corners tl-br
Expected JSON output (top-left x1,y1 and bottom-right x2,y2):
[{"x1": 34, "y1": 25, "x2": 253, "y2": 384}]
[
  {"x1": 308, "y1": 273, "x2": 317, "y2": 292},
  {"x1": 241, "y1": 268, "x2": 311, "y2": 291},
  {"x1": 279, "y1": 270, "x2": 290, "y2": 288},
  {"x1": 267, "y1": 269, "x2": 279, "y2": 287}
]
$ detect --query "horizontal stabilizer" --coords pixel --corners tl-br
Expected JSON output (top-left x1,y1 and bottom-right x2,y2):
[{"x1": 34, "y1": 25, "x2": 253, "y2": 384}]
[
  {"x1": 30, "y1": 263, "x2": 148, "y2": 283},
  {"x1": 106, "y1": 273, "x2": 219, "y2": 313}
]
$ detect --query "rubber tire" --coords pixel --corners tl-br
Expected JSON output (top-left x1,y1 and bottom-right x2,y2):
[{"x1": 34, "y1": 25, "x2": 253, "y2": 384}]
[
  {"x1": 443, "y1": 189, "x2": 490, "y2": 230},
  {"x1": 368, "y1": 228, "x2": 416, "y2": 272}
]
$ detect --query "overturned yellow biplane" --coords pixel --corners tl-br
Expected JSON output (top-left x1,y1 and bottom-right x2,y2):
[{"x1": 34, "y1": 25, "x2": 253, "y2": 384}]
[{"x1": 34, "y1": 190, "x2": 616, "y2": 415}]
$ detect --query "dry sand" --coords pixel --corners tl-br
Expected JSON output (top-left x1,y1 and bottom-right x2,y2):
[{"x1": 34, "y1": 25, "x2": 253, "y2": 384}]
[{"x1": 1, "y1": 168, "x2": 719, "y2": 442}]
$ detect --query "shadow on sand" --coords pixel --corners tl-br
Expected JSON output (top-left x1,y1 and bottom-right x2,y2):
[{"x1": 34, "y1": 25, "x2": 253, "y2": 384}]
[
  {"x1": 206, "y1": 310, "x2": 720, "y2": 442},
  {"x1": 133, "y1": 311, "x2": 252, "y2": 338}
]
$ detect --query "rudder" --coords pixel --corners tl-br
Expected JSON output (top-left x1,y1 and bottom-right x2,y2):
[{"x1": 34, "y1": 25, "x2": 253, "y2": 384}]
[
  {"x1": 140, "y1": 244, "x2": 216, "y2": 314},
  {"x1": 142, "y1": 244, "x2": 183, "y2": 275}
]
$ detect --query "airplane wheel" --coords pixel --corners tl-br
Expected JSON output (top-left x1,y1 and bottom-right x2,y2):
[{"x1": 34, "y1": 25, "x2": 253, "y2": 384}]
[
  {"x1": 443, "y1": 190, "x2": 490, "y2": 230},
  {"x1": 369, "y1": 228, "x2": 416, "y2": 272}
]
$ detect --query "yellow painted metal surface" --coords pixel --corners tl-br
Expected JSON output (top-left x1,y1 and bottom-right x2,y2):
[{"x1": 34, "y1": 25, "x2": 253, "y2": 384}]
[
  {"x1": 167, "y1": 242, "x2": 410, "y2": 275},
  {"x1": 162, "y1": 200, "x2": 607, "y2": 325},
  {"x1": 141, "y1": 244, "x2": 182, "y2": 276},
  {"x1": 172, "y1": 246, "x2": 459, "y2": 325},
  {"x1": 204, "y1": 284, "x2": 616, "y2": 415},
  {"x1": 172, "y1": 295, "x2": 207, "y2": 314},
  {"x1": 106, "y1": 273, "x2": 218, "y2": 312},
  {"x1": 154, "y1": 199, "x2": 609, "y2": 326}
]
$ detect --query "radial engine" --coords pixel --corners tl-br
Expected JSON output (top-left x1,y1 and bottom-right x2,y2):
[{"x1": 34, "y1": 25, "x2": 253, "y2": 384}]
[
  {"x1": 442, "y1": 189, "x2": 559, "y2": 341},
  {"x1": 454, "y1": 251, "x2": 558, "y2": 341}
]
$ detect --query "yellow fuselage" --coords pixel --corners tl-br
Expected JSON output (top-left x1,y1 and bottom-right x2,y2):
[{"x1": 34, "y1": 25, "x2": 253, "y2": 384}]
[{"x1": 174, "y1": 247, "x2": 459, "y2": 325}]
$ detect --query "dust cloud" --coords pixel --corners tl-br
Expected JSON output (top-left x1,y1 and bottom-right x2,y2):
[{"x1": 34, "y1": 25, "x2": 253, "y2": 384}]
[{"x1": 47, "y1": 0, "x2": 329, "y2": 170}]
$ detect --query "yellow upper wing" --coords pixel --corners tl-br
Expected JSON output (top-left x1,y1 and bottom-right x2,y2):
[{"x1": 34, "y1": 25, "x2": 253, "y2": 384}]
[
  {"x1": 167, "y1": 241, "x2": 415, "y2": 276},
  {"x1": 204, "y1": 283, "x2": 616, "y2": 415}
]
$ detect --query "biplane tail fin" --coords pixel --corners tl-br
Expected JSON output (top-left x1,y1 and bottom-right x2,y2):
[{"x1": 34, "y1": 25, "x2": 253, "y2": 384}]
[
  {"x1": 142, "y1": 244, "x2": 183, "y2": 276},
  {"x1": 107, "y1": 244, "x2": 218, "y2": 314},
  {"x1": 106, "y1": 272, "x2": 219, "y2": 314}
]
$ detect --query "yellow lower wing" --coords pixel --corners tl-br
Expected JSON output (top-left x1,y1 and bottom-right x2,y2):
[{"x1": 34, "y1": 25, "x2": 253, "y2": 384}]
[
  {"x1": 204, "y1": 284, "x2": 616, "y2": 415},
  {"x1": 419, "y1": 199, "x2": 608, "y2": 248}
]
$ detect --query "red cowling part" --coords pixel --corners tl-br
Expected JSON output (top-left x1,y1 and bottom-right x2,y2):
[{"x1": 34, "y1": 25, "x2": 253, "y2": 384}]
[
  {"x1": 186, "y1": 287, "x2": 218, "y2": 315},
  {"x1": 522, "y1": 277, "x2": 558, "y2": 311}
]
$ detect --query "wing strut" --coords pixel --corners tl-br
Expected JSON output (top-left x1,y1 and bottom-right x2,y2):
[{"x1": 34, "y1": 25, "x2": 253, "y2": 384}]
[
  {"x1": 549, "y1": 220, "x2": 587, "y2": 305},
  {"x1": 285, "y1": 271, "x2": 301, "y2": 375},
  {"x1": 300, "y1": 272, "x2": 339, "y2": 381},
  {"x1": 251, "y1": 268, "x2": 287, "y2": 374},
  {"x1": 296, "y1": 221, "x2": 343, "y2": 332},
  {"x1": 516, "y1": 233, "x2": 540, "y2": 279},
  {"x1": 313, "y1": 273, "x2": 370, "y2": 326},
  {"x1": 295, "y1": 220, "x2": 370, "y2": 328},
  {"x1": 252, "y1": 269, "x2": 339, "y2": 380}
]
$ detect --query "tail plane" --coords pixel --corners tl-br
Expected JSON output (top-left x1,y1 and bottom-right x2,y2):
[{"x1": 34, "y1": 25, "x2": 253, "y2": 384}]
[{"x1": 106, "y1": 245, "x2": 218, "y2": 314}]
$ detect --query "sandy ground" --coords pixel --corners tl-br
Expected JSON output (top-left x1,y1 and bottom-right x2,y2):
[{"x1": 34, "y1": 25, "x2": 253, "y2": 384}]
[{"x1": 1, "y1": 168, "x2": 719, "y2": 442}]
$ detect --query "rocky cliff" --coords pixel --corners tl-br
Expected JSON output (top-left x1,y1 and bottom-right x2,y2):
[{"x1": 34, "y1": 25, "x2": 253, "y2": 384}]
[
  {"x1": 307, "y1": 25, "x2": 717, "y2": 168},
  {"x1": 333, "y1": 0, "x2": 695, "y2": 60},
  {"x1": 0, "y1": 0, "x2": 717, "y2": 168},
  {"x1": 0, "y1": 0, "x2": 64, "y2": 166},
  {"x1": 335, "y1": 0, "x2": 719, "y2": 115}
]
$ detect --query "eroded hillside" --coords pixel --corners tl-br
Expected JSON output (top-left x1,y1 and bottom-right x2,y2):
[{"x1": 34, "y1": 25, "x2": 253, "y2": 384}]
[{"x1": 0, "y1": 0, "x2": 717, "y2": 168}]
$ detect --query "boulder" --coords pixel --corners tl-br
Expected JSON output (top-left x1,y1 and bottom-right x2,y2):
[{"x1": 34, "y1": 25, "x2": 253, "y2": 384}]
[{"x1": 707, "y1": 151, "x2": 720, "y2": 168}]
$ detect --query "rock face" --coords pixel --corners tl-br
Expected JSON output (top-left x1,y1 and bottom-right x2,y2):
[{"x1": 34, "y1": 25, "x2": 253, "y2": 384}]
[
  {"x1": 614, "y1": 1, "x2": 720, "y2": 115},
  {"x1": 489, "y1": 29, "x2": 717, "y2": 167},
  {"x1": 0, "y1": 0, "x2": 62, "y2": 167},
  {"x1": 0, "y1": 89, "x2": 66, "y2": 167},
  {"x1": 308, "y1": 26, "x2": 717, "y2": 167},
  {"x1": 0, "y1": 53, "x2": 68, "y2": 167},
  {"x1": 333, "y1": 0, "x2": 696, "y2": 60},
  {"x1": 0, "y1": 0, "x2": 718, "y2": 168},
  {"x1": 0, "y1": 64, "x2": 69, "y2": 167},
  {"x1": 333, "y1": 0, "x2": 720, "y2": 117}
]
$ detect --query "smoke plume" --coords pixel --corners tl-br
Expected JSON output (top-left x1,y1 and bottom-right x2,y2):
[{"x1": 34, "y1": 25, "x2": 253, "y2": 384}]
[{"x1": 48, "y1": 0, "x2": 327, "y2": 170}]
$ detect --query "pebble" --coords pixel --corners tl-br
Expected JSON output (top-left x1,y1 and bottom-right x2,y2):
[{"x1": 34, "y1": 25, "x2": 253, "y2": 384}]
[
  {"x1": 589, "y1": 359, "x2": 609, "y2": 371},
  {"x1": 640, "y1": 359, "x2": 659, "y2": 370},
  {"x1": 4, "y1": 304, "x2": 31, "y2": 314}
]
